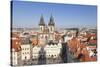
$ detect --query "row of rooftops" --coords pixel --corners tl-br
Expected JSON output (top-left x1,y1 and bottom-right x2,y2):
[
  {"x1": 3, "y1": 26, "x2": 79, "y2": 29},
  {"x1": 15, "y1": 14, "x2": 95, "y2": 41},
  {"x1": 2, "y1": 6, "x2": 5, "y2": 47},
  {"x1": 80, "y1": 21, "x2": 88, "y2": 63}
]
[
  {"x1": 11, "y1": 32, "x2": 59, "y2": 52},
  {"x1": 67, "y1": 37, "x2": 97, "y2": 61},
  {"x1": 11, "y1": 26, "x2": 97, "y2": 52}
]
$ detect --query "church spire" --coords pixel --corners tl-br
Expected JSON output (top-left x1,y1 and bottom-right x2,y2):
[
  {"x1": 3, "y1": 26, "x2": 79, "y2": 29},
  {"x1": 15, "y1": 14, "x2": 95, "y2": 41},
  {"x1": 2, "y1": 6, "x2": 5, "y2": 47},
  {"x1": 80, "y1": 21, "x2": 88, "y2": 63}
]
[
  {"x1": 48, "y1": 14, "x2": 55, "y2": 26},
  {"x1": 39, "y1": 15, "x2": 45, "y2": 26}
]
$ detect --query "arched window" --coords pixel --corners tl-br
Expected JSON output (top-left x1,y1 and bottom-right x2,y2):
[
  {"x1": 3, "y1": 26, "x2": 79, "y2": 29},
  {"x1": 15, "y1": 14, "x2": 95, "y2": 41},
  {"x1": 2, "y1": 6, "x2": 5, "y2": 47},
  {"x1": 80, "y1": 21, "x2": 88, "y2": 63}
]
[
  {"x1": 25, "y1": 56, "x2": 27, "y2": 59},
  {"x1": 50, "y1": 27, "x2": 52, "y2": 31},
  {"x1": 40, "y1": 27, "x2": 42, "y2": 31}
]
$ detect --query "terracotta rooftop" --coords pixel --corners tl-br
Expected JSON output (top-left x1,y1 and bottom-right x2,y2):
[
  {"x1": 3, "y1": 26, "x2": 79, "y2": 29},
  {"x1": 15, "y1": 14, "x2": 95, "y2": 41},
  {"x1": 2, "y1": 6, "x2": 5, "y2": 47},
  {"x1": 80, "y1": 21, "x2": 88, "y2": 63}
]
[
  {"x1": 12, "y1": 42, "x2": 21, "y2": 52},
  {"x1": 11, "y1": 33, "x2": 21, "y2": 52},
  {"x1": 11, "y1": 38, "x2": 21, "y2": 52}
]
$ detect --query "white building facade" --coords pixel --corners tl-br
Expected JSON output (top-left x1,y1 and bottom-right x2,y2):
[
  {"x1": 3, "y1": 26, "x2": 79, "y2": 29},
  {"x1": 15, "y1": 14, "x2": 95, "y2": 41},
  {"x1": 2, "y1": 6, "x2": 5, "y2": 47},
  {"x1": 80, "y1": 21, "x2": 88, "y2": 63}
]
[
  {"x1": 21, "y1": 44, "x2": 31, "y2": 60},
  {"x1": 11, "y1": 48, "x2": 21, "y2": 66}
]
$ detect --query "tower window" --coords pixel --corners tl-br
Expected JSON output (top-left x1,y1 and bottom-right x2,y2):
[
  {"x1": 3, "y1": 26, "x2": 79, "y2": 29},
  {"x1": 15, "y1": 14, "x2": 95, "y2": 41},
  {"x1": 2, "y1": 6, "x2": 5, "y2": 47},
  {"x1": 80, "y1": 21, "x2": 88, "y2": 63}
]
[
  {"x1": 50, "y1": 27, "x2": 52, "y2": 31},
  {"x1": 41, "y1": 27, "x2": 42, "y2": 31}
]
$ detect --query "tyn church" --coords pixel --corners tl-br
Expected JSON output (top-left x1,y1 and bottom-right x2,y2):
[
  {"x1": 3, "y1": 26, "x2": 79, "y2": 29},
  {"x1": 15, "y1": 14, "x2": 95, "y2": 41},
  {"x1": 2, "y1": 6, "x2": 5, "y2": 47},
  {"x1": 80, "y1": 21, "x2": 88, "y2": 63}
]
[{"x1": 38, "y1": 15, "x2": 56, "y2": 46}]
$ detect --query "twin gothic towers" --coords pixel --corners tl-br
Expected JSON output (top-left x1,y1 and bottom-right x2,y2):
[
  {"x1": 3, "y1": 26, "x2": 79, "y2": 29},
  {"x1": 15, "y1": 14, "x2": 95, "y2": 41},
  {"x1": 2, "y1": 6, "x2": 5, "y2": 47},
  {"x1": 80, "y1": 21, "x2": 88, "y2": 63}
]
[
  {"x1": 39, "y1": 15, "x2": 55, "y2": 33},
  {"x1": 38, "y1": 15, "x2": 55, "y2": 45}
]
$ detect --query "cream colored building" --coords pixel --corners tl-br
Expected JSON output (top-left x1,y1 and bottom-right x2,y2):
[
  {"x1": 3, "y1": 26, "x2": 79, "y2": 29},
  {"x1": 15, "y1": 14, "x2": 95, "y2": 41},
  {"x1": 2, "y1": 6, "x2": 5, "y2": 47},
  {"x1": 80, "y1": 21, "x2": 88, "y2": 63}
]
[
  {"x1": 21, "y1": 38, "x2": 31, "y2": 60},
  {"x1": 12, "y1": 48, "x2": 21, "y2": 66},
  {"x1": 32, "y1": 46, "x2": 41, "y2": 59},
  {"x1": 44, "y1": 43, "x2": 62, "y2": 58},
  {"x1": 32, "y1": 43, "x2": 62, "y2": 59}
]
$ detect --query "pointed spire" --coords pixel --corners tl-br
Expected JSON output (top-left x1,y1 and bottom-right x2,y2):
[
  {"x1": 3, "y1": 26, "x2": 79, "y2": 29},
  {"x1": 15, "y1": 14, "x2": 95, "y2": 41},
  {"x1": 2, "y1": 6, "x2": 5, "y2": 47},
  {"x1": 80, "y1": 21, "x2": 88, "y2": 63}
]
[
  {"x1": 39, "y1": 14, "x2": 45, "y2": 26},
  {"x1": 48, "y1": 14, "x2": 55, "y2": 26}
]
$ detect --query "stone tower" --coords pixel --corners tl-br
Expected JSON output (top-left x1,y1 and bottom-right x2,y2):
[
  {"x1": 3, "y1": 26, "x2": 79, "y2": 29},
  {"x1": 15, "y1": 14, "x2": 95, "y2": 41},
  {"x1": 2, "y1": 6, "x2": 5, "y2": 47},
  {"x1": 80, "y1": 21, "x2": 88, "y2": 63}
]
[
  {"x1": 39, "y1": 15, "x2": 45, "y2": 33},
  {"x1": 48, "y1": 15, "x2": 55, "y2": 33}
]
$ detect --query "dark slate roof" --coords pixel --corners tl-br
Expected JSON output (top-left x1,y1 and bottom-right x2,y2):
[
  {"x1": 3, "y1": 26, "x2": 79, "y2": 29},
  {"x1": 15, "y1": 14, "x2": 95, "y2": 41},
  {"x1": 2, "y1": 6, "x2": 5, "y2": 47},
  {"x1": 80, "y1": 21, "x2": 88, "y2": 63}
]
[
  {"x1": 48, "y1": 15, "x2": 55, "y2": 26},
  {"x1": 39, "y1": 15, "x2": 45, "y2": 26}
]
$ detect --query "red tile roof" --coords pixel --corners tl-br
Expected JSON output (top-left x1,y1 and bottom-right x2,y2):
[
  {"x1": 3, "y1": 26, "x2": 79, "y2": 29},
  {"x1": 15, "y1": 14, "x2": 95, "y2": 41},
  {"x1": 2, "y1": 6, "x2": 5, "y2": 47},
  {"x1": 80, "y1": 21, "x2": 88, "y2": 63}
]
[
  {"x1": 11, "y1": 33, "x2": 21, "y2": 52},
  {"x1": 12, "y1": 42, "x2": 21, "y2": 52}
]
